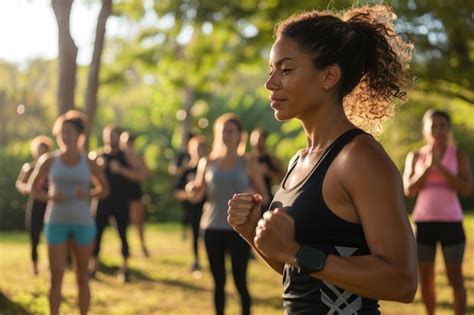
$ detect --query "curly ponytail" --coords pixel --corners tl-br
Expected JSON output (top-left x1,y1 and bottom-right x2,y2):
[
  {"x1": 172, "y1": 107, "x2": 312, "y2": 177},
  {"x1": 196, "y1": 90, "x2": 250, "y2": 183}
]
[{"x1": 275, "y1": 4, "x2": 414, "y2": 134}]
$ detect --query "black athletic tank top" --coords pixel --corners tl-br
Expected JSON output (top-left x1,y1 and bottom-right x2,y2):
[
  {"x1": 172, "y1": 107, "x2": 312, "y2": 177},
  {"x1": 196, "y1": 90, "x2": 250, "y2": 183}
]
[
  {"x1": 103, "y1": 150, "x2": 130, "y2": 206},
  {"x1": 270, "y1": 128, "x2": 380, "y2": 315}
]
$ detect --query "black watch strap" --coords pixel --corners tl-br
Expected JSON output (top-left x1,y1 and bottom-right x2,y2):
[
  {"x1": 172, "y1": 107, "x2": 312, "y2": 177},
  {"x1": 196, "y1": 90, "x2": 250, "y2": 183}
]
[{"x1": 294, "y1": 245, "x2": 326, "y2": 274}]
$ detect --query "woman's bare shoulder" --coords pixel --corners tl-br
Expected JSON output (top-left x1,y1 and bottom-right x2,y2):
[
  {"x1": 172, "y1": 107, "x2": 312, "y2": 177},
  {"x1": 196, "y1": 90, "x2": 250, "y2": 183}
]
[{"x1": 339, "y1": 134, "x2": 398, "y2": 173}]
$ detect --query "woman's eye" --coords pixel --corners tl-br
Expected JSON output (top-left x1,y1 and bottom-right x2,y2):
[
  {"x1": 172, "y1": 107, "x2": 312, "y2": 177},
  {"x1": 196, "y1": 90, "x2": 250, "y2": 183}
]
[{"x1": 281, "y1": 68, "x2": 292, "y2": 74}]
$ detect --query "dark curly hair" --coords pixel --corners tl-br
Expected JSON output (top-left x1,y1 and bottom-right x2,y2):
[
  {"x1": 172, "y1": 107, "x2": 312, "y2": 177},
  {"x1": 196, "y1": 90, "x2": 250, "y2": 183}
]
[{"x1": 275, "y1": 4, "x2": 413, "y2": 133}]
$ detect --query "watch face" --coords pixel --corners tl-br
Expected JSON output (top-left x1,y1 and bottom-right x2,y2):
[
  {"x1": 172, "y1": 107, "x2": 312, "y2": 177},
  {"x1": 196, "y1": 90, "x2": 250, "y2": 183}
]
[{"x1": 297, "y1": 246, "x2": 326, "y2": 273}]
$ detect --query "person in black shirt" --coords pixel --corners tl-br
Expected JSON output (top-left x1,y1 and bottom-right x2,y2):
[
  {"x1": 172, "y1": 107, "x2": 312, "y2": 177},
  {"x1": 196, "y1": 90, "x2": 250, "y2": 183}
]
[
  {"x1": 120, "y1": 131, "x2": 150, "y2": 257},
  {"x1": 174, "y1": 135, "x2": 208, "y2": 273},
  {"x1": 90, "y1": 124, "x2": 141, "y2": 283},
  {"x1": 228, "y1": 4, "x2": 417, "y2": 314}
]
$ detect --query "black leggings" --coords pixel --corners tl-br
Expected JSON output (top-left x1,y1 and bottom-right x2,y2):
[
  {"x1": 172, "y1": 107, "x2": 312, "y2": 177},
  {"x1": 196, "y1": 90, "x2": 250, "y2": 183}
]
[
  {"x1": 25, "y1": 199, "x2": 47, "y2": 262},
  {"x1": 191, "y1": 207, "x2": 203, "y2": 262},
  {"x1": 204, "y1": 229, "x2": 251, "y2": 315},
  {"x1": 93, "y1": 202, "x2": 129, "y2": 258}
]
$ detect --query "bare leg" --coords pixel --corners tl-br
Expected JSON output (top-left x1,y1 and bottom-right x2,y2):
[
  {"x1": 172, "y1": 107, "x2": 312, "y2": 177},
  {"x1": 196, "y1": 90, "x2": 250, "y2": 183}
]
[
  {"x1": 129, "y1": 200, "x2": 148, "y2": 256},
  {"x1": 48, "y1": 243, "x2": 68, "y2": 315},
  {"x1": 419, "y1": 262, "x2": 436, "y2": 315},
  {"x1": 71, "y1": 241, "x2": 94, "y2": 315},
  {"x1": 446, "y1": 264, "x2": 466, "y2": 315}
]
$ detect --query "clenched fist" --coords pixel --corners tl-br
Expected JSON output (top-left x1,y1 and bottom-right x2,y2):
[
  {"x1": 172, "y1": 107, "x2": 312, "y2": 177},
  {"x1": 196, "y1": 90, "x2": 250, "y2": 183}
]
[
  {"x1": 227, "y1": 193, "x2": 262, "y2": 242},
  {"x1": 254, "y1": 208, "x2": 299, "y2": 264}
]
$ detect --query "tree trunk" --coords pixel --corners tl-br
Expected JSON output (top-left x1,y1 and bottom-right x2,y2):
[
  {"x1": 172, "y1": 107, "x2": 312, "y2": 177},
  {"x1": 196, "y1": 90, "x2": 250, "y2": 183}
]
[
  {"x1": 180, "y1": 86, "x2": 195, "y2": 151},
  {"x1": 85, "y1": 0, "x2": 112, "y2": 139},
  {"x1": 0, "y1": 90, "x2": 6, "y2": 146},
  {"x1": 52, "y1": 0, "x2": 77, "y2": 115}
]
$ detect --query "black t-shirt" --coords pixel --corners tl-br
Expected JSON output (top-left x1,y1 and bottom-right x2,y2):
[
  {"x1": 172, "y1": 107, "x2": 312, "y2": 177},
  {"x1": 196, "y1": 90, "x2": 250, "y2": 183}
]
[
  {"x1": 100, "y1": 150, "x2": 130, "y2": 208},
  {"x1": 175, "y1": 165, "x2": 205, "y2": 213}
]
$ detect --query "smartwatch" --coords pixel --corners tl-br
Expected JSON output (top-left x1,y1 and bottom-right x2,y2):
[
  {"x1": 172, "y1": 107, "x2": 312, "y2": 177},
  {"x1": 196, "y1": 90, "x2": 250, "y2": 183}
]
[{"x1": 293, "y1": 245, "x2": 326, "y2": 274}]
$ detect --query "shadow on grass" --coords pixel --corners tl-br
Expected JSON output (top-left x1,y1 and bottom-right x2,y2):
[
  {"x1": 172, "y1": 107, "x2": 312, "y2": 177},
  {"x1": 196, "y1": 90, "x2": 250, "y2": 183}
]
[
  {"x1": 93, "y1": 261, "x2": 211, "y2": 292},
  {"x1": 156, "y1": 278, "x2": 208, "y2": 292},
  {"x1": 93, "y1": 262, "x2": 155, "y2": 282},
  {"x1": 0, "y1": 291, "x2": 32, "y2": 315},
  {"x1": 252, "y1": 295, "x2": 284, "y2": 309}
]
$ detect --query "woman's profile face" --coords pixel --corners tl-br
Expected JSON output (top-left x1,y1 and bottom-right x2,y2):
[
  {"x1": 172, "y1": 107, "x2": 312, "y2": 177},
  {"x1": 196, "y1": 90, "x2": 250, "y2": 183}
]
[
  {"x1": 221, "y1": 121, "x2": 241, "y2": 149},
  {"x1": 265, "y1": 36, "x2": 323, "y2": 121},
  {"x1": 59, "y1": 122, "x2": 80, "y2": 148},
  {"x1": 423, "y1": 114, "x2": 450, "y2": 145}
]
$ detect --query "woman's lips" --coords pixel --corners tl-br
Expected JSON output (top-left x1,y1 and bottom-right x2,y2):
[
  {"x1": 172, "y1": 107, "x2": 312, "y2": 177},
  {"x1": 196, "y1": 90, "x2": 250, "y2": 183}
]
[{"x1": 270, "y1": 97, "x2": 287, "y2": 108}]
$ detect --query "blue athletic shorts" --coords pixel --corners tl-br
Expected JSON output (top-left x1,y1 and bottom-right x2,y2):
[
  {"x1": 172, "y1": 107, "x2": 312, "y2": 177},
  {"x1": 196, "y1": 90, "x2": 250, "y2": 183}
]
[{"x1": 44, "y1": 224, "x2": 96, "y2": 245}]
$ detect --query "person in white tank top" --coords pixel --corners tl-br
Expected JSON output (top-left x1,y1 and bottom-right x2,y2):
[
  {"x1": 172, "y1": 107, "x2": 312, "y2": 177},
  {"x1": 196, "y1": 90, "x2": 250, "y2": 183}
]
[{"x1": 28, "y1": 110, "x2": 109, "y2": 315}]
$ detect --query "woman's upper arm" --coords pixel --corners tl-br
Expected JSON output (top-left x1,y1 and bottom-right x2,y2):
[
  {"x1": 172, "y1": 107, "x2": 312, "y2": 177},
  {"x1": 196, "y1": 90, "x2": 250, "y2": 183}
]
[
  {"x1": 194, "y1": 157, "x2": 208, "y2": 188},
  {"x1": 402, "y1": 151, "x2": 417, "y2": 194},
  {"x1": 89, "y1": 158, "x2": 108, "y2": 186},
  {"x1": 342, "y1": 142, "x2": 416, "y2": 268},
  {"x1": 28, "y1": 154, "x2": 53, "y2": 189},
  {"x1": 246, "y1": 158, "x2": 266, "y2": 194},
  {"x1": 16, "y1": 163, "x2": 33, "y2": 194},
  {"x1": 402, "y1": 152, "x2": 415, "y2": 182},
  {"x1": 17, "y1": 163, "x2": 32, "y2": 183}
]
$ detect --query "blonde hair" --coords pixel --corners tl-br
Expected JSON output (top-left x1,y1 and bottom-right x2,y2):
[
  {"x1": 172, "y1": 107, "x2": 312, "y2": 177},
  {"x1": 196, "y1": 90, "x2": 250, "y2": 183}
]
[
  {"x1": 30, "y1": 135, "x2": 53, "y2": 154},
  {"x1": 188, "y1": 135, "x2": 207, "y2": 151},
  {"x1": 210, "y1": 113, "x2": 248, "y2": 159}
]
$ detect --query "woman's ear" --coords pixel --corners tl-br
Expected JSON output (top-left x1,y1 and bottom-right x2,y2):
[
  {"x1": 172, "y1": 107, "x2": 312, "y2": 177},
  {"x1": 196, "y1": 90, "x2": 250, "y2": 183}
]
[{"x1": 322, "y1": 64, "x2": 341, "y2": 91}]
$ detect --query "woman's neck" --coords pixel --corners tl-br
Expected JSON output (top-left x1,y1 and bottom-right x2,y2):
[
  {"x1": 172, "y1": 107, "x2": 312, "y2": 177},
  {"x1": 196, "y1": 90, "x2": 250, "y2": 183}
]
[
  {"x1": 430, "y1": 141, "x2": 448, "y2": 152},
  {"x1": 60, "y1": 146, "x2": 81, "y2": 156},
  {"x1": 217, "y1": 146, "x2": 239, "y2": 159},
  {"x1": 299, "y1": 101, "x2": 354, "y2": 153}
]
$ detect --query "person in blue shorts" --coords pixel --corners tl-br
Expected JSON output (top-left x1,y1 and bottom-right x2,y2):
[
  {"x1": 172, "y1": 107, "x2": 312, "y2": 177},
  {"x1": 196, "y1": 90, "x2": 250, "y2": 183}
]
[{"x1": 28, "y1": 110, "x2": 108, "y2": 315}]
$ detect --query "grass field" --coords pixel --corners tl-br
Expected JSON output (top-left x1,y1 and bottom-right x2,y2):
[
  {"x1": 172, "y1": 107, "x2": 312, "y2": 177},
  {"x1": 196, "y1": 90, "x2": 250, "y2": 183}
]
[{"x1": 1, "y1": 215, "x2": 473, "y2": 315}]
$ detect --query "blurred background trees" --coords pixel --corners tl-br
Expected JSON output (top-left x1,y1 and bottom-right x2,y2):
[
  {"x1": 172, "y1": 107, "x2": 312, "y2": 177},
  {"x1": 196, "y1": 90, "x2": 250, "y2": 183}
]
[{"x1": 0, "y1": 0, "x2": 472, "y2": 230}]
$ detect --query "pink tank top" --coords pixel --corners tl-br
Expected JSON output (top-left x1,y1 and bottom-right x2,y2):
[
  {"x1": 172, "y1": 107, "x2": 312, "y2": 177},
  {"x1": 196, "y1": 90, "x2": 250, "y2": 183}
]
[{"x1": 412, "y1": 145, "x2": 463, "y2": 222}]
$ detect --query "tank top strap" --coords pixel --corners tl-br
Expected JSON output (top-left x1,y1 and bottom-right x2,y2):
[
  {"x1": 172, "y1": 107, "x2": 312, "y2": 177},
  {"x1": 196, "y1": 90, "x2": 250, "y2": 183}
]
[{"x1": 312, "y1": 128, "x2": 367, "y2": 186}]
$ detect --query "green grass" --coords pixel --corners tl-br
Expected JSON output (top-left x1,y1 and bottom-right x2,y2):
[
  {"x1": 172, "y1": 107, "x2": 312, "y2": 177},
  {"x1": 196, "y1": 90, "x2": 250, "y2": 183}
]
[{"x1": 0, "y1": 215, "x2": 473, "y2": 315}]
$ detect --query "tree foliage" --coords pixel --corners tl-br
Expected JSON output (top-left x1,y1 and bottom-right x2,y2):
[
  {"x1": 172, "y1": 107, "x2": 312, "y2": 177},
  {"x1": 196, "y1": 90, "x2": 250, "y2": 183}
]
[{"x1": 0, "y1": 0, "x2": 473, "y2": 230}]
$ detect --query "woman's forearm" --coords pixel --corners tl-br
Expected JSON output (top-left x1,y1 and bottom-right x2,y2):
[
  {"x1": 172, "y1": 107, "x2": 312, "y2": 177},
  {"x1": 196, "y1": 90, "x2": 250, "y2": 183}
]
[{"x1": 308, "y1": 254, "x2": 417, "y2": 303}]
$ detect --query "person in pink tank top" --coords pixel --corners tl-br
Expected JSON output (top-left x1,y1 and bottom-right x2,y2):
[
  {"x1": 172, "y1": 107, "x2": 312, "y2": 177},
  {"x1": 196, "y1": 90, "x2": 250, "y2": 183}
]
[{"x1": 403, "y1": 109, "x2": 472, "y2": 315}]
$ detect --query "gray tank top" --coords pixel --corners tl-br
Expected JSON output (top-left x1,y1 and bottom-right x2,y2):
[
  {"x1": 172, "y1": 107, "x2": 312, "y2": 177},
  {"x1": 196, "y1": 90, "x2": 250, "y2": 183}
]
[
  {"x1": 44, "y1": 154, "x2": 93, "y2": 225},
  {"x1": 200, "y1": 157, "x2": 250, "y2": 230}
]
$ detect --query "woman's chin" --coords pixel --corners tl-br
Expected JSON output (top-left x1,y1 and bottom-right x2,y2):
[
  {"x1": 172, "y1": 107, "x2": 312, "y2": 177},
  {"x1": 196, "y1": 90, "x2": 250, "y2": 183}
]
[{"x1": 274, "y1": 110, "x2": 292, "y2": 122}]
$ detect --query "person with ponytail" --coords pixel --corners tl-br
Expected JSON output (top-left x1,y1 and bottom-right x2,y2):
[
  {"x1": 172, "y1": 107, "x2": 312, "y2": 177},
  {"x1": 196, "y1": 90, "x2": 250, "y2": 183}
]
[
  {"x1": 227, "y1": 4, "x2": 417, "y2": 314},
  {"x1": 188, "y1": 113, "x2": 269, "y2": 315},
  {"x1": 403, "y1": 109, "x2": 471, "y2": 315}
]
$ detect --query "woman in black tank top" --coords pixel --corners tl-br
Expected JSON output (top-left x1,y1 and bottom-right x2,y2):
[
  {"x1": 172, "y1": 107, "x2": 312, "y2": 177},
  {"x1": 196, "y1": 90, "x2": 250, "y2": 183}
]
[{"x1": 228, "y1": 4, "x2": 417, "y2": 314}]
